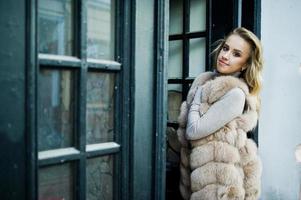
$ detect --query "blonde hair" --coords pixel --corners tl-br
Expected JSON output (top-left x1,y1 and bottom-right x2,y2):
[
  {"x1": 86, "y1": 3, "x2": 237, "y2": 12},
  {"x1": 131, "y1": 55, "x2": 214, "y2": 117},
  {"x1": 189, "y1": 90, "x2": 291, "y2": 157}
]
[{"x1": 212, "y1": 27, "x2": 263, "y2": 111}]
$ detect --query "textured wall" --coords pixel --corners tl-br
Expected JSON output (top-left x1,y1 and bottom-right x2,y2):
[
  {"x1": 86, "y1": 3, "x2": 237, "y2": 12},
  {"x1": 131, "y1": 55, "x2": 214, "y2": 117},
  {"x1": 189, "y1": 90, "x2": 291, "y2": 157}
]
[{"x1": 260, "y1": 1, "x2": 301, "y2": 199}]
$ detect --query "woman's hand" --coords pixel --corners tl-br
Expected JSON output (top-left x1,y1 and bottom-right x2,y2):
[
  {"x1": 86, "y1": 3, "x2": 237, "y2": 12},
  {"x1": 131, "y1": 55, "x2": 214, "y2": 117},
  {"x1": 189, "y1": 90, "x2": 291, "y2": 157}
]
[
  {"x1": 190, "y1": 86, "x2": 209, "y2": 117},
  {"x1": 192, "y1": 86, "x2": 202, "y2": 105}
]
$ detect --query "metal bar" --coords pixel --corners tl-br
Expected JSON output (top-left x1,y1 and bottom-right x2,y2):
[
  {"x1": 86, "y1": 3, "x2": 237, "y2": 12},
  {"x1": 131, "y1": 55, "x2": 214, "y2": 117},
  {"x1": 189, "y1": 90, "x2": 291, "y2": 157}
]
[
  {"x1": 253, "y1": 0, "x2": 261, "y2": 146},
  {"x1": 114, "y1": 1, "x2": 122, "y2": 200},
  {"x1": 186, "y1": 31, "x2": 206, "y2": 38},
  {"x1": 39, "y1": 156, "x2": 81, "y2": 167},
  {"x1": 169, "y1": 34, "x2": 185, "y2": 40},
  {"x1": 77, "y1": 0, "x2": 87, "y2": 199},
  {"x1": 39, "y1": 54, "x2": 82, "y2": 67},
  {"x1": 26, "y1": 0, "x2": 38, "y2": 198},
  {"x1": 38, "y1": 148, "x2": 81, "y2": 167},
  {"x1": 39, "y1": 148, "x2": 80, "y2": 160},
  {"x1": 183, "y1": 0, "x2": 190, "y2": 100},
  {"x1": 233, "y1": 0, "x2": 242, "y2": 28},
  {"x1": 87, "y1": 58, "x2": 121, "y2": 71},
  {"x1": 254, "y1": 0, "x2": 261, "y2": 38},
  {"x1": 116, "y1": 0, "x2": 134, "y2": 199},
  {"x1": 153, "y1": 0, "x2": 168, "y2": 199},
  {"x1": 237, "y1": 0, "x2": 242, "y2": 27},
  {"x1": 74, "y1": 0, "x2": 80, "y2": 58},
  {"x1": 86, "y1": 142, "x2": 121, "y2": 158},
  {"x1": 168, "y1": 78, "x2": 183, "y2": 84},
  {"x1": 168, "y1": 78, "x2": 194, "y2": 84},
  {"x1": 184, "y1": 77, "x2": 195, "y2": 83},
  {"x1": 206, "y1": 0, "x2": 212, "y2": 70},
  {"x1": 169, "y1": 31, "x2": 206, "y2": 40}
]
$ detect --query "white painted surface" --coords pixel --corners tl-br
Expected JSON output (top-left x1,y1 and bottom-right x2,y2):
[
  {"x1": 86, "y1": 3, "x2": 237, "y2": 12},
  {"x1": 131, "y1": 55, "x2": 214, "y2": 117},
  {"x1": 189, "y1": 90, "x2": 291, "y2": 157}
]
[
  {"x1": 260, "y1": 1, "x2": 301, "y2": 199},
  {"x1": 38, "y1": 147, "x2": 80, "y2": 160},
  {"x1": 86, "y1": 142, "x2": 120, "y2": 152}
]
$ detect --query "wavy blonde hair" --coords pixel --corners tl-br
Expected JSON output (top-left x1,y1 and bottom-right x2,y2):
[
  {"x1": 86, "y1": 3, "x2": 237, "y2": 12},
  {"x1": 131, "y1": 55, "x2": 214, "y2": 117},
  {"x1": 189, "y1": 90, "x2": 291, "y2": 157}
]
[{"x1": 212, "y1": 27, "x2": 263, "y2": 111}]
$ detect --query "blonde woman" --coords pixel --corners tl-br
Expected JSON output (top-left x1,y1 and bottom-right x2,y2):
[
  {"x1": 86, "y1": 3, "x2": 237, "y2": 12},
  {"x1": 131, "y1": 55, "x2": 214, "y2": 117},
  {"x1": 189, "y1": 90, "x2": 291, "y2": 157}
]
[{"x1": 178, "y1": 27, "x2": 263, "y2": 200}]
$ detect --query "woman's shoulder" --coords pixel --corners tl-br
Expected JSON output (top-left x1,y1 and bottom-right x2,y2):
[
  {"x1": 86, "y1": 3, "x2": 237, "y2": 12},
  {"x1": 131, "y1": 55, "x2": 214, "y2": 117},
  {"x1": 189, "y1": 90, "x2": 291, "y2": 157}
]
[
  {"x1": 210, "y1": 75, "x2": 249, "y2": 95},
  {"x1": 223, "y1": 87, "x2": 246, "y2": 100}
]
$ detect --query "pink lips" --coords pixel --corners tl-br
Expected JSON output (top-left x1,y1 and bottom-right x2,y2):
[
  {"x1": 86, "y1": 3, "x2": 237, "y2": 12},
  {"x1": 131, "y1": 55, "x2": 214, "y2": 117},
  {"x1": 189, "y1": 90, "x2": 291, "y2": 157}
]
[{"x1": 218, "y1": 59, "x2": 229, "y2": 66}]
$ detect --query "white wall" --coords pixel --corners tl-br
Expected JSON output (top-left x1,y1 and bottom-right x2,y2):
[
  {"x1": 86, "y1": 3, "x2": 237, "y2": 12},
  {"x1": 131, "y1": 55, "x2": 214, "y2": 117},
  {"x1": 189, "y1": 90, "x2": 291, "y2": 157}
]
[{"x1": 260, "y1": 1, "x2": 301, "y2": 199}]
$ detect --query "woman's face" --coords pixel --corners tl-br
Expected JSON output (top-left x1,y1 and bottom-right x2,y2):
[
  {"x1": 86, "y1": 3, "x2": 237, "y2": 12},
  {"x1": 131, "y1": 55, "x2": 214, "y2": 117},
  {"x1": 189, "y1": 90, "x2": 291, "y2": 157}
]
[{"x1": 216, "y1": 34, "x2": 251, "y2": 75}]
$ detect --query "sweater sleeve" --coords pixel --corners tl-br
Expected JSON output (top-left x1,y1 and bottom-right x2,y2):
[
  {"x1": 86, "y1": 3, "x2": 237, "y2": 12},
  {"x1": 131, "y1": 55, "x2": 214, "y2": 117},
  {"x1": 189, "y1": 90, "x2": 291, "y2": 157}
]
[{"x1": 186, "y1": 87, "x2": 245, "y2": 140}]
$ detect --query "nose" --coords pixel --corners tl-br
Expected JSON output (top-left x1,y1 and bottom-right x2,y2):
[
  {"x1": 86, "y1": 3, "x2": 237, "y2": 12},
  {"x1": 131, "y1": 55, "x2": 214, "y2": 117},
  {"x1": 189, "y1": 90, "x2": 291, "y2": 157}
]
[{"x1": 221, "y1": 51, "x2": 230, "y2": 60}]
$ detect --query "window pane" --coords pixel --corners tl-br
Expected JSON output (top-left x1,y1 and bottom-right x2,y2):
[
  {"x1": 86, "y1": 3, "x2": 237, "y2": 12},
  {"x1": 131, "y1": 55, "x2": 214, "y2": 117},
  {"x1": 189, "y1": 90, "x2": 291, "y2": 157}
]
[
  {"x1": 166, "y1": 126, "x2": 180, "y2": 162},
  {"x1": 39, "y1": 163, "x2": 74, "y2": 200},
  {"x1": 168, "y1": 41, "x2": 183, "y2": 78},
  {"x1": 86, "y1": 72, "x2": 115, "y2": 144},
  {"x1": 38, "y1": 0, "x2": 74, "y2": 55},
  {"x1": 87, "y1": 0, "x2": 115, "y2": 60},
  {"x1": 190, "y1": 0, "x2": 206, "y2": 32},
  {"x1": 38, "y1": 69, "x2": 75, "y2": 151},
  {"x1": 189, "y1": 38, "x2": 206, "y2": 77},
  {"x1": 86, "y1": 156, "x2": 114, "y2": 200},
  {"x1": 168, "y1": 84, "x2": 182, "y2": 122},
  {"x1": 169, "y1": 0, "x2": 183, "y2": 35}
]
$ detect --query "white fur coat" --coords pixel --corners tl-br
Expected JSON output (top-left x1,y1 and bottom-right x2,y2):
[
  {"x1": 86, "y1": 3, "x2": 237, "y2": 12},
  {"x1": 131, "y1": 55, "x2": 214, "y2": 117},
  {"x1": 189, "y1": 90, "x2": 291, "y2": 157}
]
[{"x1": 177, "y1": 72, "x2": 262, "y2": 200}]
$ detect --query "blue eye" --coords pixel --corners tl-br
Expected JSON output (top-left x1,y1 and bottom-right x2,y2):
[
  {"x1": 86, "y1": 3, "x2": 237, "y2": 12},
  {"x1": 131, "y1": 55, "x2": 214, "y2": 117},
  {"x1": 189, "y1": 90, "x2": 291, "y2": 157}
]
[{"x1": 222, "y1": 46, "x2": 229, "y2": 51}]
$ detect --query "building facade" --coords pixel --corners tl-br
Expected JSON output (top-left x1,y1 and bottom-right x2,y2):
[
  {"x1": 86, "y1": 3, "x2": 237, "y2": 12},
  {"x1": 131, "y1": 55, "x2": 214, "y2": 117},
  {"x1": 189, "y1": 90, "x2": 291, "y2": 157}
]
[{"x1": 2, "y1": 0, "x2": 300, "y2": 200}]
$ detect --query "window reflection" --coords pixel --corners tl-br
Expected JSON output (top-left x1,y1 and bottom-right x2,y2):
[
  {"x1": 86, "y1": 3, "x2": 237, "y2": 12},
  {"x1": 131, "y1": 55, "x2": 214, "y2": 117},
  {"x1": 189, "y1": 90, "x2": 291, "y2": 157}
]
[
  {"x1": 38, "y1": 69, "x2": 75, "y2": 151},
  {"x1": 86, "y1": 156, "x2": 114, "y2": 200},
  {"x1": 39, "y1": 163, "x2": 74, "y2": 200},
  {"x1": 190, "y1": 0, "x2": 206, "y2": 32},
  {"x1": 168, "y1": 41, "x2": 183, "y2": 78},
  {"x1": 87, "y1": 0, "x2": 115, "y2": 60},
  {"x1": 86, "y1": 72, "x2": 115, "y2": 144},
  {"x1": 168, "y1": 84, "x2": 182, "y2": 122},
  {"x1": 189, "y1": 38, "x2": 206, "y2": 77},
  {"x1": 169, "y1": 0, "x2": 183, "y2": 35},
  {"x1": 38, "y1": 0, "x2": 74, "y2": 55}
]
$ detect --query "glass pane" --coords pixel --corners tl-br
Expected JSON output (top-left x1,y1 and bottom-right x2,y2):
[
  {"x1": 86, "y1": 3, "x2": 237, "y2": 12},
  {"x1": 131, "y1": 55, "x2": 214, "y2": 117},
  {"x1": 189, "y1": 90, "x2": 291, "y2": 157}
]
[
  {"x1": 166, "y1": 126, "x2": 181, "y2": 162},
  {"x1": 87, "y1": 0, "x2": 115, "y2": 60},
  {"x1": 189, "y1": 38, "x2": 206, "y2": 77},
  {"x1": 38, "y1": 0, "x2": 74, "y2": 55},
  {"x1": 169, "y1": 0, "x2": 183, "y2": 35},
  {"x1": 168, "y1": 41, "x2": 183, "y2": 78},
  {"x1": 190, "y1": 0, "x2": 206, "y2": 32},
  {"x1": 86, "y1": 72, "x2": 115, "y2": 144},
  {"x1": 39, "y1": 163, "x2": 74, "y2": 200},
  {"x1": 86, "y1": 156, "x2": 114, "y2": 200},
  {"x1": 168, "y1": 84, "x2": 182, "y2": 122},
  {"x1": 38, "y1": 69, "x2": 75, "y2": 151}
]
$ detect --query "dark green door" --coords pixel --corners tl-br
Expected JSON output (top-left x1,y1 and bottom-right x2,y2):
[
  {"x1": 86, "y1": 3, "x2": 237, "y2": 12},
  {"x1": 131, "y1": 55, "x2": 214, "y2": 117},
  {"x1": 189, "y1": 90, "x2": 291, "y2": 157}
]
[
  {"x1": 36, "y1": 0, "x2": 124, "y2": 199},
  {"x1": 0, "y1": 0, "x2": 27, "y2": 199}
]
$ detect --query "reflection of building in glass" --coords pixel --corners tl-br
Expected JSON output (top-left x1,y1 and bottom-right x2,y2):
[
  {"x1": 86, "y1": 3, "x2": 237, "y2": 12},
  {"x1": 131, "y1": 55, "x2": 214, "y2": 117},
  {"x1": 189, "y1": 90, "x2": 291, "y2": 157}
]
[
  {"x1": 86, "y1": 156, "x2": 113, "y2": 200},
  {"x1": 87, "y1": 0, "x2": 115, "y2": 60},
  {"x1": 86, "y1": 72, "x2": 115, "y2": 144},
  {"x1": 38, "y1": 70, "x2": 74, "y2": 151},
  {"x1": 39, "y1": 164, "x2": 74, "y2": 200},
  {"x1": 38, "y1": 0, "x2": 73, "y2": 55}
]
